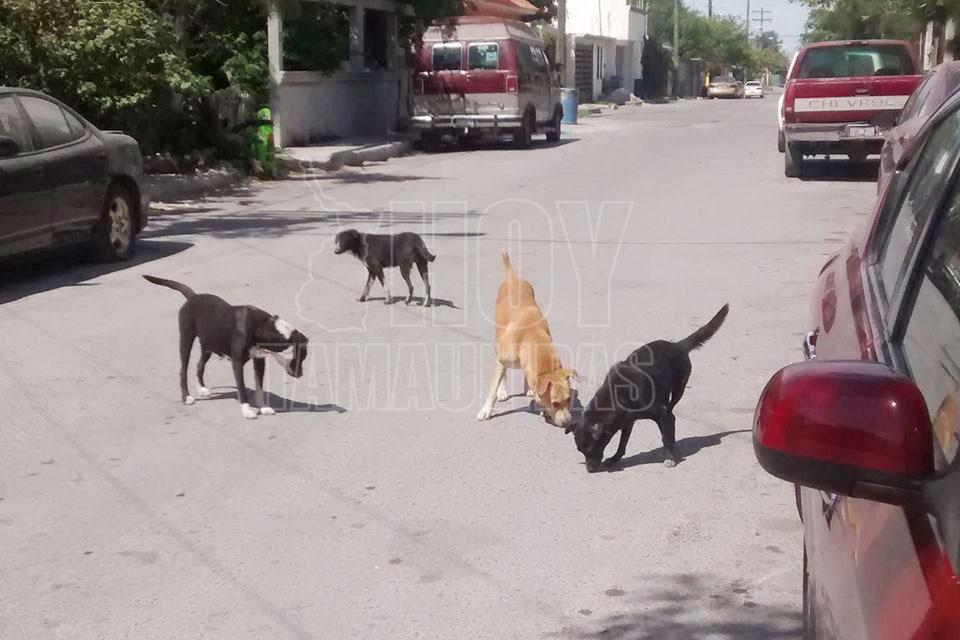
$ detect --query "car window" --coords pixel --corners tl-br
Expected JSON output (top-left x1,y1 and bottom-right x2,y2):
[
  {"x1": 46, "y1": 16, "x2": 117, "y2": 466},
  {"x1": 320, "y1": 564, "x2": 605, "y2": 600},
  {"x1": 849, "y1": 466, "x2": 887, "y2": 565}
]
[
  {"x1": 0, "y1": 96, "x2": 33, "y2": 153},
  {"x1": 468, "y1": 43, "x2": 499, "y2": 70},
  {"x1": 517, "y1": 44, "x2": 536, "y2": 73},
  {"x1": 62, "y1": 109, "x2": 86, "y2": 138},
  {"x1": 798, "y1": 44, "x2": 914, "y2": 79},
  {"x1": 432, "y1": 43, "x2": 461, "y2": 71},
  {"x1": 902, "y1": 182, "x2": 960, "y2": 465},
  {"x1": 19, "y1": 96, "x2": 81, "y2": 149},
  {"x1": 900, "y1": 72, "x2": 934, "y2": 122},
  {"x1": 878, "y1": 109, "x2": 960, "y2": 306},
  {"x1": 531, "y1": 47, "x2": 549, "y2": 73}
]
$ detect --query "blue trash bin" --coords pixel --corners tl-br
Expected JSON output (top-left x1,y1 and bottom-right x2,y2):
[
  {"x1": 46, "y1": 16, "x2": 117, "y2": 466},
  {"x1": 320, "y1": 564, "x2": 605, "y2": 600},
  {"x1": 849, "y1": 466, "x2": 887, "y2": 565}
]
[{"x1": 560, "y1": 88, "x2": 578, "y2": 124}]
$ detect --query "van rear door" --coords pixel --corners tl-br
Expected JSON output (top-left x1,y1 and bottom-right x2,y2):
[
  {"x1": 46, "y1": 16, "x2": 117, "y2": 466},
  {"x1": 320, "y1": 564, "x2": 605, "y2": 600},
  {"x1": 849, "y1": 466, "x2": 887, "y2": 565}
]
[{"x1": 415, "y1": 40, "x2": 519, "y2": 119}]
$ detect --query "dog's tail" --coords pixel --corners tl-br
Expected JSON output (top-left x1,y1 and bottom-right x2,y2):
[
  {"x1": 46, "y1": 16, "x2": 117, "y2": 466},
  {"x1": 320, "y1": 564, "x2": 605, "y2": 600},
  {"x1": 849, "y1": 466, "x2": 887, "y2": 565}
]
[
  {"x1": 415, "y1": 236, "x2": 436, "y2": 262},
  {"x1": 678, "y1": 304, "x2": 729, "y2": 351},
  {"x1": 502, "y1": 251, "x2": 514, "y2": 275},
  {"x1": 143, "y1": 275, "x2": 196, "y2": 300}
]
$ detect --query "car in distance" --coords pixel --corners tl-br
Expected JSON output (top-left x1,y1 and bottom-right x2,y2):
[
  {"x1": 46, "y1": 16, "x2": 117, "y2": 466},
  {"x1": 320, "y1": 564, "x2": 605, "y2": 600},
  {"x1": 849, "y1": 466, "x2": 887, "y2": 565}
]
[
  {"x1": 0, "y1": 88, "x2": 148, "y2": 261},
  {"x1": 411, "y1": 16, "x2": 563, "y2": 150},
  {"x1": 754, "y1": 88, "x2": 960, "y2": 638},
  {"x1": 708, "y1": 76, "x2": 744, "y2": 99},
  {"x1": 744, "y1": 80, "x2": 764, "y2": 98},
  {"x1": 878, "y1": 60, "x2": 960, "y2": 193},
  {"x1": 781, "y1": 39, "x2": 923, "y2": 177}
]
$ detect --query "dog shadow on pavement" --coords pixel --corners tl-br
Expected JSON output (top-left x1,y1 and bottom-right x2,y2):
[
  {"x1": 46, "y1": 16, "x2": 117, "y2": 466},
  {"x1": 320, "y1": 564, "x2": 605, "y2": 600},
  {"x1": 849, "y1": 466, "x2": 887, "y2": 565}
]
[
  {"x1": 363, "y1": 295, "x2": 460, "y2": 309},
  {"x1": 605, "y1": 429, "x2": 750, "y2": 471},
  {"x1": 200, "y1": 388, "x2": 347, "y2": 414}
]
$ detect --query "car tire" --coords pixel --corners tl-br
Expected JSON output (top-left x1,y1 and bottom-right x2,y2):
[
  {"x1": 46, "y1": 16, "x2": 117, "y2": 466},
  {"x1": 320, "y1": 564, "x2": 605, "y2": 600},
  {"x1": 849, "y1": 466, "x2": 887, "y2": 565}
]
[
  {"x1": 778, "y1": 129, "x2": 786, "y2": 153},
  {"x1": 93, "y1": 184, "x2": 137, "y2": 262},
  {"x1": 848, "y1": 150, "x2": 868, "y2": 162},
  {"x1": 785, "y1": 142, "x2": 804, "y2": 178},
  {"x1": 514, "y1": 110, "x2": 533, "y2": 149},
  {"x1": 803, "y1": 548, "x2": 817, "y2": 639},
  {"x1": 419, "y1": 133, "x2": 440, "y2": 152},
  {"x1": 545, "y1": 108, "x2": 562, "y2": 143}
]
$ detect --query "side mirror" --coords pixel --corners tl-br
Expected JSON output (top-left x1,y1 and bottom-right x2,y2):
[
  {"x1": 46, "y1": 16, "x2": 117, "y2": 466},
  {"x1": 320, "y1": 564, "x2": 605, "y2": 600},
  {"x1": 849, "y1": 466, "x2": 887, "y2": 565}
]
[
  {"x1": 755, "y1": 359, "x2": 960, "y2": 570},
  {"x1": 0, "y1": 135, "x2": 19, "y2": 158}
]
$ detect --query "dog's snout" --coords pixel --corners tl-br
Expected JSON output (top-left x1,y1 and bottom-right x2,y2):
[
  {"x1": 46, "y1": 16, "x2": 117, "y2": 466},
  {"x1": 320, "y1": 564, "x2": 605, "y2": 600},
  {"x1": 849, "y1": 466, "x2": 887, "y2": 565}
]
[{"x1": 554, "y1": 408, "x2": 573, "y2": 428}]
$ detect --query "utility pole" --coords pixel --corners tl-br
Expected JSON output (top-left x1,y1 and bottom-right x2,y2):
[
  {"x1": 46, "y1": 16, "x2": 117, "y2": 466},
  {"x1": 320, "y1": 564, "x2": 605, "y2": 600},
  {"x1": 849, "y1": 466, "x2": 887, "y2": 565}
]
[
  {"x1": 673, "y1": 0, "x2": 679, "y2": 65},
  {"x1": 745, "y1": 0, "x2": 750, "y2": 44},
  {"x1": 708, "y1": 0, "x2": 713, "y2": 18},
  {"x1": 558, "y1": 0, "x2": 566, "y2": 86},
  {"x1": 751, "y1": 7, "x2": 772, "y2": 47}
]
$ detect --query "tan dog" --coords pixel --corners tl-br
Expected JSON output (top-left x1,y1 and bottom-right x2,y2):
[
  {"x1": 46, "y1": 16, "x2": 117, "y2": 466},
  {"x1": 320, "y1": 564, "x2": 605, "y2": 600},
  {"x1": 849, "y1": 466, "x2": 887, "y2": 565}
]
[{"x1": 477, "y1": 252, "x2": 576, "y2": 427}]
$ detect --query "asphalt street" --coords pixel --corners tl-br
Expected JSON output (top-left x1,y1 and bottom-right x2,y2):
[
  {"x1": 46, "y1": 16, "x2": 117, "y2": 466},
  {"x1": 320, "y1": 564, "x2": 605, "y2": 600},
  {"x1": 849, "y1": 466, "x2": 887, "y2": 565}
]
[{"x1": 0, "y1": 96, "x2": 880, "y2": 639}]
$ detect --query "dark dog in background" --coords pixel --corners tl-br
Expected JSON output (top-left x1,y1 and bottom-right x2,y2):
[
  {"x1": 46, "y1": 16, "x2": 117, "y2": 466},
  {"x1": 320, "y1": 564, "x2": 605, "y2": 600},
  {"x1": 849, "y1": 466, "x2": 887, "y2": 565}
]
[
  {"x1": 144, "y1": 275, "x2": 309, "y2": 420},
  {"x1": 334, "y1": 229, "x2": 436, "y2": 306},
  {"x1": 567, "y1": 304, "x2": 729, "y2": 472}
]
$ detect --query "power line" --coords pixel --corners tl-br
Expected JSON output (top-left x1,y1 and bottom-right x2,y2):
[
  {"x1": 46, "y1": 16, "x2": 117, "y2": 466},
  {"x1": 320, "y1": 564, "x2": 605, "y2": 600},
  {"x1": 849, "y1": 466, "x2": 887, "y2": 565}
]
[{"x1": 751, "y1": 7, "x2": 773, "y2": 44}]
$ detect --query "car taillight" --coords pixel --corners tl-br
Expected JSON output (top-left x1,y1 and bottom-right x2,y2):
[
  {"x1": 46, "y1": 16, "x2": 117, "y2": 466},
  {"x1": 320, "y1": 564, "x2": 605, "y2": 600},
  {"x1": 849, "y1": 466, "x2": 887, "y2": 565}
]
[
  {"x1": 784, "y1": 81, "x2": 797, "y2": 124},
  {"x1": 505, "y1": 75, "x2": 518, "y2": 93}
]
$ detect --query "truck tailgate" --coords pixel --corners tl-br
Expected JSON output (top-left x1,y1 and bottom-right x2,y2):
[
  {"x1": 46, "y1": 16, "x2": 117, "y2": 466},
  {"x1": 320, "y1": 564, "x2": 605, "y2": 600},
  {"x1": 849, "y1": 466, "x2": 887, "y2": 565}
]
[{"x1": 792, "y1": 75, "x2": 922, "y2": 124}]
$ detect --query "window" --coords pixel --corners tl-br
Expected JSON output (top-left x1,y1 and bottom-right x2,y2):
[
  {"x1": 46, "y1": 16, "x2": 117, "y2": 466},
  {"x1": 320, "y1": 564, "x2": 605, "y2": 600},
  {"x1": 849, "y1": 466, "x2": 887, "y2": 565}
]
[
  {"x1": 531, "y1": 46, "x2": 549, "y2": 73},
  {"x1": 0, "y1": 97, "x2": 33, "y2": 153},
  {"x1": 798, "y1": 44, "x2": 914, "y2": 79},
  {"x1": 19, "y1": 96, "x2": 80, "y2": 149},
  {"x1": 517, "y1": 44, "x2": 536, "y2": 73},
  {"x1": 468, "y1": 43, "x2": 499, "y2": 70},
  {"x1": 63, "y1": 109, "x2": 86, "y2": 138},
  {"x1": 878, "y1": 109, "x2": 960, "y2": 306},
  {"x1": 432, "y1": 43, "x2": 462, "y2": 71},
  {"x1": 899, "y1": 72, "x2": 935, "y2": 123},
  {"x1": 903, "y1": 183, "x2": 960, "y2": 465}
]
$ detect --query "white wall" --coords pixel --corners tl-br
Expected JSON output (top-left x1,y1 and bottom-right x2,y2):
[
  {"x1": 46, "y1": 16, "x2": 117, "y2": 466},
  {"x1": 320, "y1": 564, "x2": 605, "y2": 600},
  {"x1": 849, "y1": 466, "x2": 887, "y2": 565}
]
[
  {"x1": 272, "y1": 71, "x2": 400, "y2": 147},
  {"x1": 566, "y1": 0, "x2": 640, "y2": 41}
]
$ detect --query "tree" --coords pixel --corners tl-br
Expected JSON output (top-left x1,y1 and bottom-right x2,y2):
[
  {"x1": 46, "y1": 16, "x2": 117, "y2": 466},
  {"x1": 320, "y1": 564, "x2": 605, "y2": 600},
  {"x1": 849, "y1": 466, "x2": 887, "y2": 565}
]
[
  {"x1": 681, "y1": 14, "x2": 754, "y2": 74},
  {"x1": 800, "y1": 0, "x2": 923, "y2": 42}
]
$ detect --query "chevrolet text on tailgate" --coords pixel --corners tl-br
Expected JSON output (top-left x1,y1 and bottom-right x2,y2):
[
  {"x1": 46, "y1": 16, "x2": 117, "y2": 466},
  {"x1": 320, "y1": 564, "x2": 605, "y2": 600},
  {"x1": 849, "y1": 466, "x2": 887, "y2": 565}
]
[{"x1": 782, "y1": 39, "x2": 922, "y2": 177}]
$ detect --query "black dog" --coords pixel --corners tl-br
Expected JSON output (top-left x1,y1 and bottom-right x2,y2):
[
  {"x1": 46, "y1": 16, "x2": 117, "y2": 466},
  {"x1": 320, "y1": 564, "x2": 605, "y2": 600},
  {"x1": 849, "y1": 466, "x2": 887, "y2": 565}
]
[
  {"x1": 144, "y1": 275, "x2": 308, "y2": 420},
  {"x1": 567, "y1": 304, "x2": 729, "y2": 472},
  {"x1": 334, "y1": 229, "x2": 436, "y2": 306}
]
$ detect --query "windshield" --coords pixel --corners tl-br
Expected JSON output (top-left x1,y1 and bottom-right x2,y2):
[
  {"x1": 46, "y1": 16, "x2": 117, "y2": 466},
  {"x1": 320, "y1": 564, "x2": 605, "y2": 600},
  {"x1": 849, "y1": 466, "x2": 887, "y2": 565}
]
[{"x1": 798, "y1": 44, "x2": 915, "y2": 79}]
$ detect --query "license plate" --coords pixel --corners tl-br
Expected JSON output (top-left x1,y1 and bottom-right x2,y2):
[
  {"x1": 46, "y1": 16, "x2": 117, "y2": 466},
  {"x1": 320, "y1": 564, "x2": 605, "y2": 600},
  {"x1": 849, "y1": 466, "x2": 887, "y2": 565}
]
[{"x1": 845, "y1": 125, "x2": 877, "y2": 138}]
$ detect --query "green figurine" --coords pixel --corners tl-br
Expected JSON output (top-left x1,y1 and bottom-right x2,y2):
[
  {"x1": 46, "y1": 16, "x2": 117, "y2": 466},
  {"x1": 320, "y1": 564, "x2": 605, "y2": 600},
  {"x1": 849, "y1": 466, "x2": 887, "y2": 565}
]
[{"x1": 249, "y1": 107, "x2": 276, "y2": 178}]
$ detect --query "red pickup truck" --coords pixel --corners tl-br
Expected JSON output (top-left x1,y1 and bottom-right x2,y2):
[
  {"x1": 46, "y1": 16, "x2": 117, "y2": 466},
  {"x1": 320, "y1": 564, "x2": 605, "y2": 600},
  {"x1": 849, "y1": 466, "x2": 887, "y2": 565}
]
[{"x1": 781, "y1": 39, "x2": 923, "y2": 177}]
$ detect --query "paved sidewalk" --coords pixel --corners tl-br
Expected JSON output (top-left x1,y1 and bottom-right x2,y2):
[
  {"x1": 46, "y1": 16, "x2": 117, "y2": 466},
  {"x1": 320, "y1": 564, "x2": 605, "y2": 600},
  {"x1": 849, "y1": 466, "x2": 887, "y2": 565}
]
[{"x1": 277, "y1": 136, "x2": 415, "y2": 174}]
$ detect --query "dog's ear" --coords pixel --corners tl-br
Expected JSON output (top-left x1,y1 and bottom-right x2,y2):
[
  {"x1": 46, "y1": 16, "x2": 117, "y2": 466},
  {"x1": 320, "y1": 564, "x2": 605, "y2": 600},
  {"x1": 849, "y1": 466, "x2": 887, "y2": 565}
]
[
  {"x1": 562, "y1": 369, "x2": 580, "y2": 382},
  {"x1": 564, "y1": 422, "x2": 575, "y2": 435},
  {"x1": 537, "y1": 378, "x2": 552, "y2": 398}
]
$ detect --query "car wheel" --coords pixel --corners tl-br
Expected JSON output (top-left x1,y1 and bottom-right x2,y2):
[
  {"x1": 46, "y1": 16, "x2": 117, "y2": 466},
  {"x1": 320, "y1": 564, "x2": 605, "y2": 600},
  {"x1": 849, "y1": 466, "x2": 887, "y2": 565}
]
[
  {"x1": 803, "y1": 548, "x2": 817, "y2": 639},
  {"x1": 848, "y1": 150, "x2": 868, "y2": 162},
  {"x1": 514, "y1": 110, "x2": 533, "y2": 149},
  {"x1": 545, "y1": 108, "x2": 561, "y2": 143},
  {"x1": 778, "y1": 129, "x2": 786, "y2": 153},
  {"x1": 419, "y1": 132, "x2": 440, "y2": 152},
  {"x1": 785, "y1": 142, "x2": 804, "y2": 178},
  {"x1": 93, "y1": 184, "x2": 136, "y2": 262}
]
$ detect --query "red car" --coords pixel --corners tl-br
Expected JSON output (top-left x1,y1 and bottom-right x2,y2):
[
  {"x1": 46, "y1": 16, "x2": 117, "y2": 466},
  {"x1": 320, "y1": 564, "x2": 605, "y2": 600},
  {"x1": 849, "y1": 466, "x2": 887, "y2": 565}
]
[
  {"x1": 782, "y1": 39, "x2": 923, "y2": 178},
  {"x1": 754, "y1": 89, "x2": 960, "y2": 637},
  {"x1": 878, "y1": 61, "x2": 960, "y2": 193}
]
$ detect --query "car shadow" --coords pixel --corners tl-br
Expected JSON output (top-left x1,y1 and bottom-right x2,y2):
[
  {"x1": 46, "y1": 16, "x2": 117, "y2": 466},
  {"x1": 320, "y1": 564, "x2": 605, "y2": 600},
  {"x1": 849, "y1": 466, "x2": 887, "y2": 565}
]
[
  {"x1": 799, "y1": 158, "x2": 880, "y2": 182},
  {"x1": 603, "y1": 429, "x2": 750, "y2": 471},
  {"x1": 0, "y1": 239, "x2": 193, "y2": 305}
]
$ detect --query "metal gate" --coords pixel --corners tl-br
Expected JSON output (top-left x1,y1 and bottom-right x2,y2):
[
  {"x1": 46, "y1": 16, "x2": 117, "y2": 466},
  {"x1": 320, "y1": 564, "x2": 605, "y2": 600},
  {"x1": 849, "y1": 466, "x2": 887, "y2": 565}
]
[{"x1": 575, "y1": 45, "x2": 593, "y2": 103}]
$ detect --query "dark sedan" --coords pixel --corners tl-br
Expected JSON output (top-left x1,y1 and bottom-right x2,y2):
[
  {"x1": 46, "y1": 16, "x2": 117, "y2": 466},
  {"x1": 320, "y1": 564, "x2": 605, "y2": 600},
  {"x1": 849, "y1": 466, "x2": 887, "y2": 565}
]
[{"x1": 0, "y1": 88, "x2": 149, "y2": 262}]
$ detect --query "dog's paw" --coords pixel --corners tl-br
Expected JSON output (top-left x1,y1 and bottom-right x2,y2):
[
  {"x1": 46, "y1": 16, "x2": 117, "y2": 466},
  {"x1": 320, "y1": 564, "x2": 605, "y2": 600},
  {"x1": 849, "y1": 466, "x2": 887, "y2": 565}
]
[
  {"x1": 525, "y1": 388, "x2": 535, "y2": 397},
  {"x1": 477, "y1": 407, "x2": 493, "y2": 421},
  {"x1": 496, "y1": 390, "x2": 509, "y2": 402},
  {"x1": 197, "y1": 386, "x2": 211, "y2": 399},
  {"x1": 663, "y1": 459, "x2": 677, "y2": 468},
  {"x1": 184, "y1": 396, "x2": 196, "y2": 406},
  {"x1": 423, "y1": 298, "x2": 433, "y2": 307},
  {"x1": 259, "y1": 406, "x2": 277, "y2": 416},
  {"x1": 357, "y1": 296, "x2": 367, "y2": 303},
  {"x1": 240, "y1": 403, "x2": 259, "y2": 420}
]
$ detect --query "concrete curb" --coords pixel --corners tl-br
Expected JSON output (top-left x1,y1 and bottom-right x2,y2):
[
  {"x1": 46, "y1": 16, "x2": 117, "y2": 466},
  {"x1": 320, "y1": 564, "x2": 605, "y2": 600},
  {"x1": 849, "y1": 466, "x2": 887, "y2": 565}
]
[
  {"x1": 277, "y1": 140, "x2": 413, "y2": 175},
  {"x1": 146, "y1": 170, "x2": 246, "y2": 204}
]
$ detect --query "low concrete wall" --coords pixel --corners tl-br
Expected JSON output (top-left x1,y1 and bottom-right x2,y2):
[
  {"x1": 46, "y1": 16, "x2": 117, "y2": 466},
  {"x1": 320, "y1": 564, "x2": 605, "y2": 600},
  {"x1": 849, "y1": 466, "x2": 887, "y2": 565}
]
[{"x1": 272, "y1": 71, "x2": 400, "y2": 148}]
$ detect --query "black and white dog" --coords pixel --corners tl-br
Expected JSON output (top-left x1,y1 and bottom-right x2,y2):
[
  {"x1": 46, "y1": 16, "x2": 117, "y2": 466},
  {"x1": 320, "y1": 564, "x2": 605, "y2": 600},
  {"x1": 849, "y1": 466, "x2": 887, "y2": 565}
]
[
  {"x1": 334, "y1": 229, "x2": 436, "y2": 306},
  {"x1": 144, "y1": 275, "x2": 309, "y2": 420},
  {"x1": 567, "y1": 304, "x2": 729, "y2": 472}
]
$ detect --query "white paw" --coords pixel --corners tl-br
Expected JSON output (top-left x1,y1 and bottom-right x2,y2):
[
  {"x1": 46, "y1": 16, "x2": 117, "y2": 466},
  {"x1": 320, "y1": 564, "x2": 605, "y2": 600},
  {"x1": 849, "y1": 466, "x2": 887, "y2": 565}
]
[
  {"x1": 259, "y1": 406, "x2": 277, "y2": 416},
  {"x1": 477, "y1": 407, "x2": 492, "y2": 421},
  {"x1": 526, "y1": 389, "x2": 535, "y2": 397},
  {"x1": 197, "y1": 386, "x2": 211, "y2": 399},
  {"x1": 184, "y1": 396, "x2": 195, "y2": 406},
  {"x1": 241, "y1": 403, "x2": 259, "y2": 420},
  {"x1": 496, "y1": 389, "x2": 509, "y2": 402}
]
